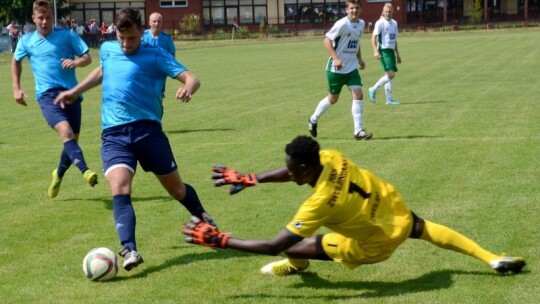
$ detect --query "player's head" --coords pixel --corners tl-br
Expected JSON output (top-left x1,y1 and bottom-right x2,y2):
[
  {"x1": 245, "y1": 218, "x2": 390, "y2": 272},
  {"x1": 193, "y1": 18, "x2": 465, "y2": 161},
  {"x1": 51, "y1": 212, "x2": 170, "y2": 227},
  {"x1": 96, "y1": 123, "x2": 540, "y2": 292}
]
[
  {"x1": 149, "y1": 12, "x2": 163, "y2": 34},
  {"x1": 32, "y1": 0, "x2": 53, "y2": 37},
  {"x1": 346, "y1": 0, "x2": 362, "y2": 21},
  {"x1": 115, "y1": 7, "x2": 144, "y2": 55},
  {"x1": 285, "y1": 136, "x2": 321, "y2": 186},
  {"x1": 381, "y1": 3, "x2": 393, "y2": 20}
]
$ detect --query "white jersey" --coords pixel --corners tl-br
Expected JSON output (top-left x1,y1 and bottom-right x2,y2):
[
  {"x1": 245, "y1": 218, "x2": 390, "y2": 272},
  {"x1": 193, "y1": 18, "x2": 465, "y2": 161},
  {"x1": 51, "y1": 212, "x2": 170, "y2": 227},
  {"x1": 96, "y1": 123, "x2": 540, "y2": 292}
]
[
  {"x1": 325, "y1": 17, "x2": 365, "y2": 74},
  {"x1": 372, "y1": 17, "x2": 398, "y2": 50}
]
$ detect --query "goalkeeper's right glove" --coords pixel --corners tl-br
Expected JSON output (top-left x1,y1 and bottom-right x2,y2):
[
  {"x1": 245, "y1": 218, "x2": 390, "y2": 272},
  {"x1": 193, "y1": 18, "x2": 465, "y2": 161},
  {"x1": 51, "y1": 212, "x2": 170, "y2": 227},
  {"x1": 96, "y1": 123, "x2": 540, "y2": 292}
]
[
  {"x1": 211, "y1": 165, "x2": 257, "y2": 195},
  {"x1": 183, "y1": 216, "x2": 229, "y2": 249}
]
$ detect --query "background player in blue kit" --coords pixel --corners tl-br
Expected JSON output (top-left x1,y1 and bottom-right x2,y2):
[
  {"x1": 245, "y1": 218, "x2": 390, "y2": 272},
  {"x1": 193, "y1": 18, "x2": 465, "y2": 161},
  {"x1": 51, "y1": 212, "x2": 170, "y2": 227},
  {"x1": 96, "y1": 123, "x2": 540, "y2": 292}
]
[
  {"x1": 55, "y1": 7, "x2": 216, "y2": 271},
  {"x1": 11, "y1": 0, "x2": 98, "y2": 199}
]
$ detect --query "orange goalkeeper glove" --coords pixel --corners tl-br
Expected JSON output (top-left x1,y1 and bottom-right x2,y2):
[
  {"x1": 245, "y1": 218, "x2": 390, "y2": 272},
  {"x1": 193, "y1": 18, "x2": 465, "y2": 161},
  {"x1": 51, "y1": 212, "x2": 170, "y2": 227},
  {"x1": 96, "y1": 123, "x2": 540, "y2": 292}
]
[
  {"x1": 211, "y1": 165, "x2": 257, "y2": 195},
  {"x1": 183, "y1": 216, "x2": 229, "y2": 249}
]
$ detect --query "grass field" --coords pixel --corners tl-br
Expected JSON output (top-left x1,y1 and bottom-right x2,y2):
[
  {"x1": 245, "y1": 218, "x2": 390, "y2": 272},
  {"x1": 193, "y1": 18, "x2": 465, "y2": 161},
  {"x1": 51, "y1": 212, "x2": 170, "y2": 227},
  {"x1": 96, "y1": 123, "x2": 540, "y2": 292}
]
[{"x1": 0, "y1": 29, "x2": 538, "y2": 303}]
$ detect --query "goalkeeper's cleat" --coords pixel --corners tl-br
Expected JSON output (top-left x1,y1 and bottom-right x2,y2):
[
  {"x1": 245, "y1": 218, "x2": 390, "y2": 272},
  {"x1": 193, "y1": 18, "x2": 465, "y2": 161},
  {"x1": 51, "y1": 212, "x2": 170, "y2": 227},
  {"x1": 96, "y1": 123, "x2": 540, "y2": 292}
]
[
  {"x1": 385, "y1": 99, "x2": 400, "y2": 105},
  {"x1": 260, "y1": 259, "x2": 309, "y2": 277},
  {"x1": 354, "y1": 130, "x2": 373, "y2": 140},
  {"x1": 308, "y1": 119, "x2": 318, "y2": 138},
  {"x1": 83, "y1": 169, "x2": 98, "y2": 187},
  {"x1": 120, "y1": 249, "x2": 144, "y2": 271},
  {"x1": 489, "y1": 256, "x2": 526, "y2": 274},
  {"x1": 368, "y1": 88, "x2": 376, "y2": 103},
  {"x1": 48, "y1": 169, "x2": 63, "y2": 199}
]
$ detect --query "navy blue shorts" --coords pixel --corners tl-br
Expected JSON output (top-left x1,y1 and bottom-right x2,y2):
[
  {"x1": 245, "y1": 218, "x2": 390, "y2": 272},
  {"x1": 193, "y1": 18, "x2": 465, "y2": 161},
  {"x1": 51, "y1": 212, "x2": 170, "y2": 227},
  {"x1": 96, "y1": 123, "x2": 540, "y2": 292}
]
[
  {"x1": 38, "y1": 88, "x2": 82, "y2": 133},
  {"x1": 101, "y1": 120, "x2": 178, "y2": 176}
]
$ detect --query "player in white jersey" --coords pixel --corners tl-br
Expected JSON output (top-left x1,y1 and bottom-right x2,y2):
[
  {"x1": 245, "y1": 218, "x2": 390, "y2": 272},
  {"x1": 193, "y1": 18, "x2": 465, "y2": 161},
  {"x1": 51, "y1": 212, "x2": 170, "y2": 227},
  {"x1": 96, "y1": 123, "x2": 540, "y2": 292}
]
[
  {"x1": 308, "y1": 0, "x2": 372, "y2": 141},
  {"x1": 368, "y1": 3, "x2": 401, "y2": 105}
]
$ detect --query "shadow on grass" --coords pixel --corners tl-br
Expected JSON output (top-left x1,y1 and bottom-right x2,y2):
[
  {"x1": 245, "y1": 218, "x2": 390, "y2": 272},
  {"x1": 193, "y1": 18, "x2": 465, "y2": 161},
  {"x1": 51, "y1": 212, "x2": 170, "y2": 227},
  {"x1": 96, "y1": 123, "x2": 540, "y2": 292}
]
[
  {"x1": 228, "y1": 269, "x2": 495, "y2": 300},
  {"x1": 166, "y1": 128, "x2": 235, "y2": 134},
  {"x1": 114, "y1": 249, "x2": 252, "y2": 280}
]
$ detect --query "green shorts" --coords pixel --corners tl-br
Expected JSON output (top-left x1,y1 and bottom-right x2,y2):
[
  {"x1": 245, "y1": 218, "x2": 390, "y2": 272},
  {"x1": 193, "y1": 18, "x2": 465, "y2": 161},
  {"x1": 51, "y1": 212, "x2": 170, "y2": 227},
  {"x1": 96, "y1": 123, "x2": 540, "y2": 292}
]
[
  {"x1": 379, "y1": 48, "x2": 398, "y2": 72},
  {"x1": 326, "y1": 69, "x2": 362, "y2": 95}
]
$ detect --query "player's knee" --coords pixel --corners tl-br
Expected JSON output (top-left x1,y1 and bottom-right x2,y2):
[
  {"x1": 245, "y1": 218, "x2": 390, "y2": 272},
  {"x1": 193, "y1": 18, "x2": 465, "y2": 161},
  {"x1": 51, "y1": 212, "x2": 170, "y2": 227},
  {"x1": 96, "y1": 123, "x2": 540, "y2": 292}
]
[{"x1": 409, "y1": 212, "x2": 425, "y2": 239}]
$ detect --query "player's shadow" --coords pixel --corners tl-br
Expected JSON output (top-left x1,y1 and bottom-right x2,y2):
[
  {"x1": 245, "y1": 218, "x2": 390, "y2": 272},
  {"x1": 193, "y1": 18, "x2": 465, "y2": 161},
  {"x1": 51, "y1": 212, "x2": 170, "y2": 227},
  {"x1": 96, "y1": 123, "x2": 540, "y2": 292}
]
[
  {"x1": 370, "y1": 135, "x2": 443, "y2": 141},
  {"x1": 228, "y1": 269, "x2": 494, "y2": 300},
  {"x1": 114, "y1": 249, "x2": 252, "y2": 280},
  {"x1": 166, "y1": 128, "x2": 235, "y2": 134}
]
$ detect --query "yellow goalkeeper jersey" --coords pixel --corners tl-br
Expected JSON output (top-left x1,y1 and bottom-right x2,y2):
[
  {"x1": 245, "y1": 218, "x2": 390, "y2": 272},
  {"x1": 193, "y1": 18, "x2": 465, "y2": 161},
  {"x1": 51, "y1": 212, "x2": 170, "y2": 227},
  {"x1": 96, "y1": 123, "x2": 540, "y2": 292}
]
[{"x1": 286, "y1": 150, "x2": 412, "y2": 244}]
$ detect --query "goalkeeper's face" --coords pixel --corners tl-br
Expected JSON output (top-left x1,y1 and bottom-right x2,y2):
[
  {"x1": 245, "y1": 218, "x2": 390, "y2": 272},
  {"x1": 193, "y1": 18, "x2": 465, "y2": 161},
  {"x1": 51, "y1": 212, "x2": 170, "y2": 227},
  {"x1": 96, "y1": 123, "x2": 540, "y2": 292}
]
[{"x1": 286, "y1": 155, "x2": 311, "y2": 186}]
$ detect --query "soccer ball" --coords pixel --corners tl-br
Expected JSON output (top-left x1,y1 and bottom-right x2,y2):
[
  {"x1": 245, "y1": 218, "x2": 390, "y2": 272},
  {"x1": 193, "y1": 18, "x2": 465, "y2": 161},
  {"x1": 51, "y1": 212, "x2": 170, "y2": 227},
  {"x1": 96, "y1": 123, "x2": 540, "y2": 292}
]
[{"x1": 82, "y1": 247, "x2": 118, "y2": 282}]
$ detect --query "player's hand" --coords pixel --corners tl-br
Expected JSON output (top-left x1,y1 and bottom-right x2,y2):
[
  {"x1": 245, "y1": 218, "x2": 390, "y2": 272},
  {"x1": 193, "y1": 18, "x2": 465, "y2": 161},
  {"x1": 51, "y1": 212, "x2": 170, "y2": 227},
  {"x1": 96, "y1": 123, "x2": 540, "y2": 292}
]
[
  {"x1": 211, "y1": 165, "x2": 257, "y2": 195},
  {"x1": 13, "y1": 89, "x2": 28, "y2": 106},
  {"x1": 358, "y1": 59, "x2": 366, "y2": 70},
  {"x1": 183, "y1": 216, "x2": 229, "y2": 249},
  {"x1": 175, "y1": 87, "x2": 192, "y2": 102},
  {"x1": 61, "y1": 58, "x2": 77, "y2": 69},
  {"x1": 54, "y1": 89, "x2": 79, "y2": 109}
]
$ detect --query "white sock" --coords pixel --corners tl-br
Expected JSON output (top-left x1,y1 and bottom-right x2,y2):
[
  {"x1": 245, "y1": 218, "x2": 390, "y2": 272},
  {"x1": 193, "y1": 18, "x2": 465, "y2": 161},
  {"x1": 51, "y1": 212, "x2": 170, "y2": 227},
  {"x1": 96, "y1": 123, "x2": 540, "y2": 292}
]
[
  {"x1": 310, "y1": 97, "x2": 332, "y2": 123},
  {"x1": 351, "y1": 99, "x2": 363, "y2": 134},
  {"x1": 372, "y1": 75, "x2": 391, "y2": 91},
  {"x1": 385, "y1": 80, "x2": 393, "y2": 102}
]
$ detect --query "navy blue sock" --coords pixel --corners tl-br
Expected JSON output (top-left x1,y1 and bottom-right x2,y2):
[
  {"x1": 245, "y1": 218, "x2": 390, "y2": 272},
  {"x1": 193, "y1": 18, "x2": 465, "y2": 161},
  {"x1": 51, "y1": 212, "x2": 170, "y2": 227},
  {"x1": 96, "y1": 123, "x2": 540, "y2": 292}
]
[
  {"x1": 179, "y1": 184, "x2": 205, "y2": 219},
  {"x1": 113, "y1": 194, "x2": 137, "y2": 251},
  {"x1": 57, "y1": 150, "x2": 72, "y2": 178},
  {"x1": 63, "y1": 140, "x2": 89, "y2": 173}
]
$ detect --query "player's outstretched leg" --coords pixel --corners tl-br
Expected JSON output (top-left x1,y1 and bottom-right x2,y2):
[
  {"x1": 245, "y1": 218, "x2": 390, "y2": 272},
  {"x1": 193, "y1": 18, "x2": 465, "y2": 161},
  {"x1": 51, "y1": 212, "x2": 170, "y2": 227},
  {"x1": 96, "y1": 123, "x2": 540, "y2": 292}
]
[
  {"x1": 419, "y1": 219, "x2": 526, "y2": 274},
  {"x1": 260, "y1": 258, "x2": 309, "y2": 276}
]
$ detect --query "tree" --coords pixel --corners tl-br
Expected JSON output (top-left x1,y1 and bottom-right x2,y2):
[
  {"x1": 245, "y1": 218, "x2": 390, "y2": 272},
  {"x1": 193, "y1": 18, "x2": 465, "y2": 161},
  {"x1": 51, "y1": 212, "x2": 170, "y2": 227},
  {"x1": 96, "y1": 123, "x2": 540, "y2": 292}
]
[
  {"x1": 469, "y1": 0, "x2": 484, "y2": 24},
  {"x1": 0, "y1": 0, "x2": 75, "y2": 26}
]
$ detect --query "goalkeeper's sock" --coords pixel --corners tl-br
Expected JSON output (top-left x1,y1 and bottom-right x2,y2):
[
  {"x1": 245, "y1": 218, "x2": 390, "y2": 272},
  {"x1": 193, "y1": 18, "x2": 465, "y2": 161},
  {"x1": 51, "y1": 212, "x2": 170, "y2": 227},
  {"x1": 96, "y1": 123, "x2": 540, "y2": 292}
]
[
  {"x1": 113, "y1": 194, "x2": 137, "y2": 251},
  {"x1": 178, "y1": 183, "x2": 205, "y2": 219},
  {"x1": 310, "y1": 97, "x2": 332, "y2": 123},
  {"x1": 419, "y1": 220, "x2": 499, "y2": 264}
]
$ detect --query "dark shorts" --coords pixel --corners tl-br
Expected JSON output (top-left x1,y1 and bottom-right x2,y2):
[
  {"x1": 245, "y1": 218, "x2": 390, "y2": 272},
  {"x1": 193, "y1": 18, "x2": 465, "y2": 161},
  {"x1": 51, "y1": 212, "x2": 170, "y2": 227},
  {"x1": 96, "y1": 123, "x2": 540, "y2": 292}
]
[
  {"x1": 101, "y1": 120, "x2": 178, "y2": 176},
  {"x1": 38, "y1": 88, "x2": 82, "y2": 133}
]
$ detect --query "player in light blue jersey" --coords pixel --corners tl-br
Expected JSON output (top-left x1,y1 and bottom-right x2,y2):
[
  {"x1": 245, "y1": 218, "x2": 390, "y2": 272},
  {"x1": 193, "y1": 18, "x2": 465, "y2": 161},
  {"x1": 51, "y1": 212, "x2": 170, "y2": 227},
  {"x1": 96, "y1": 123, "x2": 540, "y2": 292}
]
[
  {"x1": 54, "y1": 7, "x2": 217, "y2": 272},
  {"x1": 11, "y1": 0, "x2": 97, "y2": 199},
  {"x1": 308, "y1": 0, "x2": 372, "y2": 141},
  {"x1": 141, "y1": 13, "x2": 176, "y2": 57},
  {"x1": 141, "y1": 12, "x2": 177, "y2": 114}
]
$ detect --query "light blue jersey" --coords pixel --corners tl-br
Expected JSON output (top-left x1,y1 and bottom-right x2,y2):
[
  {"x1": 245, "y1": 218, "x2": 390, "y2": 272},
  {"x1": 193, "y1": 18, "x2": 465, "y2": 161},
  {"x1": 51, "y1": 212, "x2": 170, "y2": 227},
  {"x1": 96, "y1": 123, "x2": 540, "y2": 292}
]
[
  {"x1": 141, "y1": 29, "x2": 176, "y2": 55},
  {"x1": 99, "y1": 41, "x2": 187, "y2": 129},
  {"x1": 13, "y1": 28, "x2": 89, "y2": 99}
]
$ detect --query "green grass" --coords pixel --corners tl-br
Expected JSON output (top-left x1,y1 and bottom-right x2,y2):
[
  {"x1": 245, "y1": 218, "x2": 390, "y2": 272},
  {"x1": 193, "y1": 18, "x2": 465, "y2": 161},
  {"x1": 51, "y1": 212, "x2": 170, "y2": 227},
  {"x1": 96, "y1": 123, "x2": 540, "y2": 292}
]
[{"x1": 0, "y1": 29, "x2": 539, "y2": 303}]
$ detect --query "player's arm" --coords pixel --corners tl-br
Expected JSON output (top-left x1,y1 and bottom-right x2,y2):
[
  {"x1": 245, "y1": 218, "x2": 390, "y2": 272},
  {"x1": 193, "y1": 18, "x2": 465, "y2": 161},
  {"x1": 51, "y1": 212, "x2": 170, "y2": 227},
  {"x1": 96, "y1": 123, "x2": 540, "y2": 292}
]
[
  {"x1": 371, "y1": 34, "x2": 380, "y2": 59},
  {"x1": 212, "y1": 165, "x2": 291, "y2": 194},
  {"x1": 324, "y1": 37, "x2": 342, "y2": 70},
  {"x1": 11, "y1": 58, "x2": 28, "y2": 106},
  {"x1": 357, "y1": 45, "x2": 365, "y2": 70},
  {"x1": 61, "y1": 51, "x2": 92, "y2": 70},
  {"x1": 394, "y1": 41, "x2": 401, "y2": 64},
  {"x1": 183, "y1": 216, "x2": 302, "y2": 255},
  {"x1": 54, "y1": 67, "x2": 103, "y2": 107},
  {"x1": 174, "y1": 70, "x2": 200, "y2": 102}
]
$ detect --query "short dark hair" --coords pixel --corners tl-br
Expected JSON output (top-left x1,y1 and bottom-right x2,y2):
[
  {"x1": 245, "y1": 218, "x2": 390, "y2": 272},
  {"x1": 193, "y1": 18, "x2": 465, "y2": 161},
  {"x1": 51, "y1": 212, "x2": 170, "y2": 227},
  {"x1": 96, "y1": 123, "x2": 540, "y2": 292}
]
[
  {"x1": 115, "y1": 7, "x2": 143, "y2": 31},
  {"x1": 285, "y1": 136, "x2": 320, "y2": 167}
]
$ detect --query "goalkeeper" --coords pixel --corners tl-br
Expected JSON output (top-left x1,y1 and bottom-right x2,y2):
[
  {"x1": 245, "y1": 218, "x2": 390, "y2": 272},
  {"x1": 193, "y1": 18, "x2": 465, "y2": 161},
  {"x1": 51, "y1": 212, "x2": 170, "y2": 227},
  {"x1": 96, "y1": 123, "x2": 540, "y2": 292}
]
[{"x1": 183, "y1": 135, "x2": 526, "y2": 276}]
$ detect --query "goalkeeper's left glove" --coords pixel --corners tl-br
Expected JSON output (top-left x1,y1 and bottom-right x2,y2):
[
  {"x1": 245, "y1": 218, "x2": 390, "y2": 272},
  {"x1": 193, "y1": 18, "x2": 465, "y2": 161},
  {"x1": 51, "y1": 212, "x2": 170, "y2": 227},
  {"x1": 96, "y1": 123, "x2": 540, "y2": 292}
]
[
  {"x1": 183, "y1": 216, "x2": 229, "y2": 249},
  {"x1": 211, "y1": 165, "x2": 257, "y2": 195}
]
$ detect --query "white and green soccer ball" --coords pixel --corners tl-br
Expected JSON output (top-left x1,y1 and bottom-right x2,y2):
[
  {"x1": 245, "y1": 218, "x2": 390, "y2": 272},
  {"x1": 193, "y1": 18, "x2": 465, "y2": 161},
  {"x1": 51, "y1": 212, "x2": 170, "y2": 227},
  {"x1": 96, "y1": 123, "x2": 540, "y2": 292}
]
[{"x1": 82, "y1": 247, "x2": 118, "y2": 282}]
